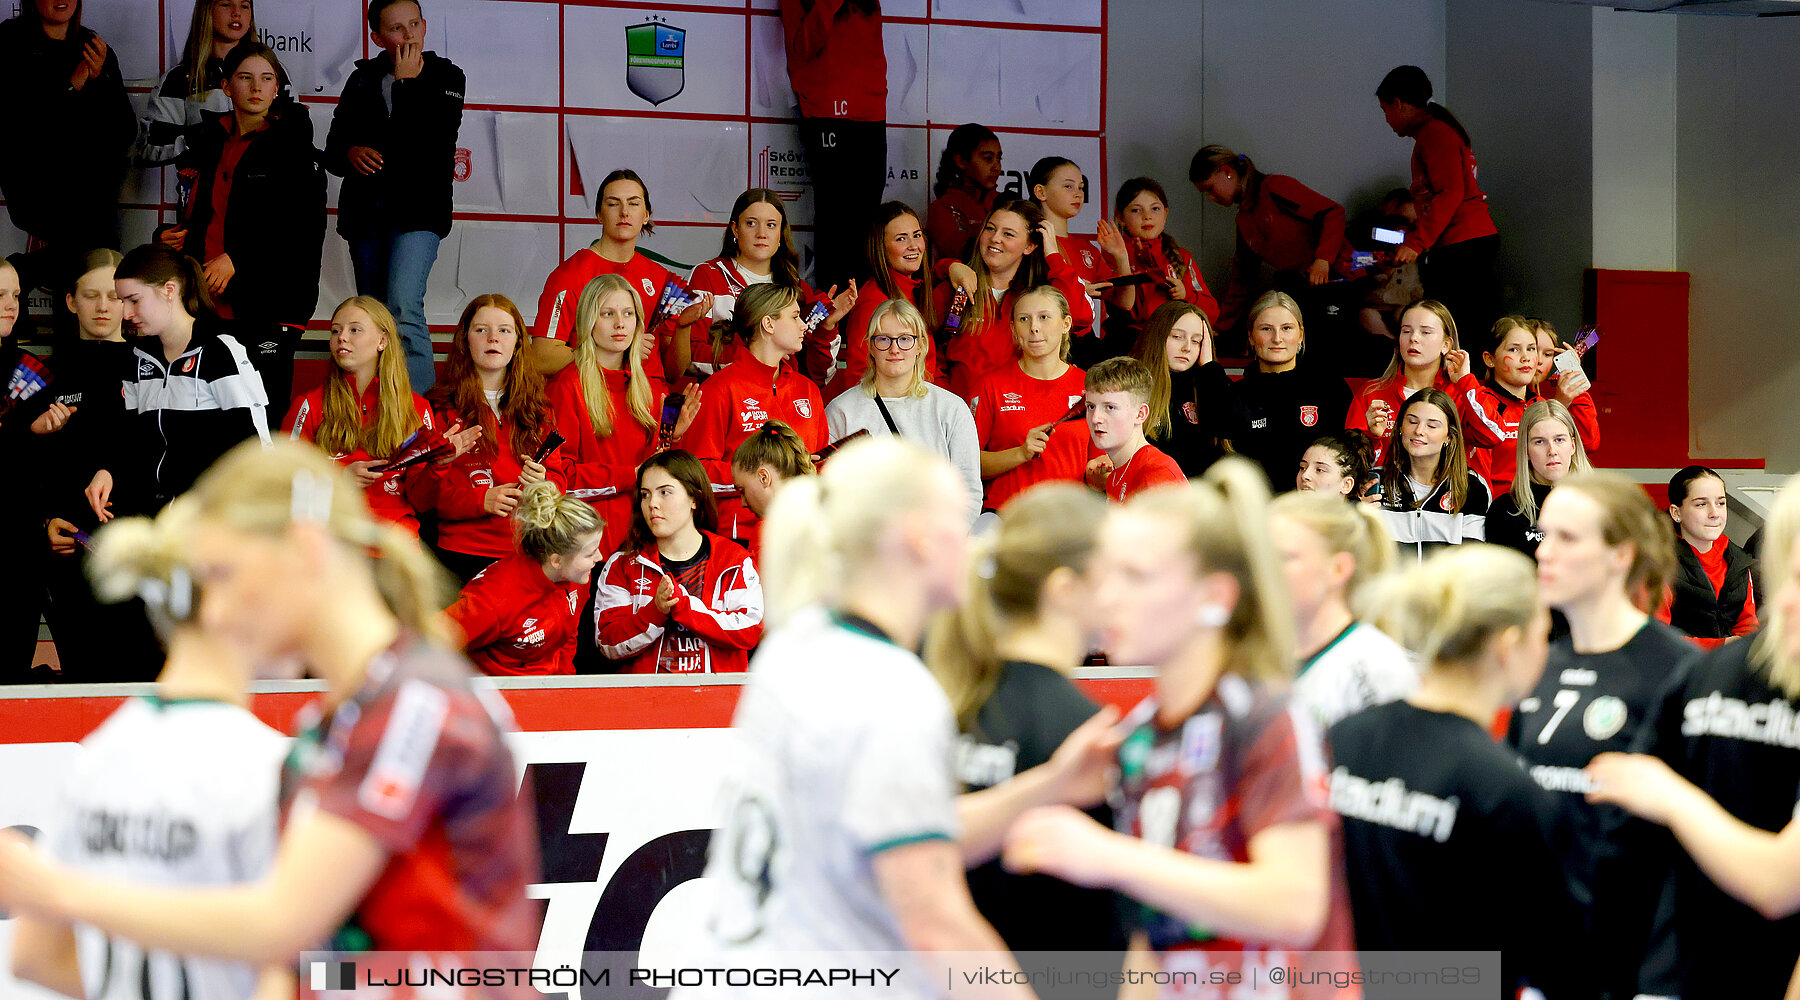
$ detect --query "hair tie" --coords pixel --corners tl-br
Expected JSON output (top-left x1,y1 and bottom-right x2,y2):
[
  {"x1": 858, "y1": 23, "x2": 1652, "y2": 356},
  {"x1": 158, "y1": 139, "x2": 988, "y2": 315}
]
[
  {"x1": 291, "y1": 469, "x2": 333, "y2": 525},
  {"x1": 138, "y1": 566, "x2": 194, "y2": 621},
  {"x1": 976, "y1": 554, "x2": 998, "y2": 581}
]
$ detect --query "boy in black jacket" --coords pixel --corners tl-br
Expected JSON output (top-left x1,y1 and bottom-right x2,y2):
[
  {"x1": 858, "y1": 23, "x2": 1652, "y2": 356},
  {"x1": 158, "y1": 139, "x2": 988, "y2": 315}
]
[{"x1": 324, "y1": 0, "x2": 466, "y2": 394}]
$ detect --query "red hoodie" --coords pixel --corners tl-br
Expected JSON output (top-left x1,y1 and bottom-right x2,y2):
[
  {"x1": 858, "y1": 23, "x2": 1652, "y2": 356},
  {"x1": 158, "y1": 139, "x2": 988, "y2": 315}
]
[
  {"x1": 543, "y1": 365, "x2": 663, "y2": 557},
  {"x1": 532, "y1": 247, "x2": 682, "y2": 382},
  {"x1": 826, "y1": 271, "x2": 941, "y2": 400},
  {"x1": 1217, "y1": 173, "x2": 1349, "y2": 333},
  {"x1": 935, "y1": 249, "x2": 1094, "y2": 402},
  {"x1": 593, "y1": 531, "x2": 764, "y2": 673},
  {"x1": 1405, "y1": 116, "x2": 1498, "y2": 254},
  {"x1": 779, "y1": 0, "x2": 885, "y2": 122},
  {"x1": 283, "y1": 378, "x2": 437, "y2": 533},
  {"x1": 429, "y1": 400, "x2": 571, "y2": 559},
  {"x1": 1346, "y1": 368, "x2": 1477, "y2": 469},
  {"x1": 447, "y1": 551, "x2": 581, "y2": 675}
]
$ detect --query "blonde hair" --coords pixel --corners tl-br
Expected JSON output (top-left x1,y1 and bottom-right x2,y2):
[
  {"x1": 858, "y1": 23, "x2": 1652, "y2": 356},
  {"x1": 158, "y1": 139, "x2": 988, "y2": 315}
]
[
  {"x1": 88, "y1": 499, "x2": 200, "y2": 637},
  {"x1": 514, "y1": 480, "x2": 603, "y2": 564},
  {"x1": 314, "y1": 297, "x2": 420, "y2": 460},
  {"x1": 1010, "y1": 285, "x2": 1073, "y2": 363},
  {"x1": 732, "y1": 284, "x2": 801, "y2": 349},
  {"x1": 858, "y1": 298, "x2": 932, "y2": 399},
  {"x1": 1248, "y1": 289, "x2": 1305, "y2": 353},
  {"x1": 1269, "y1": 491, "x2": 1395, "y2": 611},
  {"x1": 1511, "y1": 399, "x2": 1592, "y2": 525},
  {"x1": 1755, "y1": 474, "x2": 1800, "y2": 698},
  {"x1": 1372, "y1": 298, "x2": 1460, "y2": 388},
  {"x1": 1129, "y1": 457, "x2": 1295, "y2": 683},
  {"x1": 759, "y1": 437, "x2": 956, "y2": 627},
  {"x1": 1554, "y1": 470, "x2": 1678, "y2": 609},
  {"x1": 926, "y1": 484, "x2": 1106, "y2": 731},
  {"x1": 571, "y1": 275, "x2": 656, "y2": 438},
  {"x1": 1372, "y1": 544, "x2": 1538, "y2": 668},
  {"x1": 731, "y1": 420, "x2": 816, "y2": 477},
  {"x1": 185, "y1": 440, "x2": 457, "y2": 647}
]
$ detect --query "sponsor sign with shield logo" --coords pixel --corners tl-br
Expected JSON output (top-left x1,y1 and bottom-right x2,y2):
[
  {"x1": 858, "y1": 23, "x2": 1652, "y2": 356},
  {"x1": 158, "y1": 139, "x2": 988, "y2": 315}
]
[{"x1": 626, "y1": 21, "x2": 685, "y2": 106}]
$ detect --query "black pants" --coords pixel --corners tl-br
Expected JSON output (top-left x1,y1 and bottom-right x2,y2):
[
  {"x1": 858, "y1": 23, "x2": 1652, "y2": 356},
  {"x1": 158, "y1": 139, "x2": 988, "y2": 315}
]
[
  {"x1": 1422, "y1": 233, "x2": 1501, "y2": 343},
  {"x1": 798, "y1": 118, "x2": 887, "y2": 294},
  {"x1": 41, "y1": 548, "x2": 164, "y2": 683},
  {"x1": 0, "y1": 516, "x2": 47, "y2": 681},
  {"x1": 231, "y1": 319, "x2": 303, "y2": 420}
]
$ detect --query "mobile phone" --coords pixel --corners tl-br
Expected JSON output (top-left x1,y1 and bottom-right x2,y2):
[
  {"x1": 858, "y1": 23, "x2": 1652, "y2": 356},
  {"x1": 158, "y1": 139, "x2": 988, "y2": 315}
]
[
  {"x1": 1371, "y1": 226, "x2": 1406, "y2": 245},
  {"x1": 660, "y1": 394, "x2": 685, "y2": 432},
  {"x1": 1553, "y1": 349, "x2": 1584, "y2": 377},
  {"x1": 1107, "y1": 273, "x2": 1159, "y2": 288}
]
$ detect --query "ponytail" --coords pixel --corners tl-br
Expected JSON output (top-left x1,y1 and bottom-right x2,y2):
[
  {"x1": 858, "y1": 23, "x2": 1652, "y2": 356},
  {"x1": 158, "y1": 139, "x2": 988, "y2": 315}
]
[
  {"x1": 1371, "y1": 545, "x2": 1537, "y2": 669},
  {"x1": 732, "y1": 283, "x2": 800, "y2": 349},
  {"x1": 117, "y1": 244, "x2": 215, "y2": 318},
  {"x1": 514, "y1": 480, "x2": 603, "y2": 563},
  {"x1": 1269, "y1": 491, "x2": 1395, "y2": 616}
]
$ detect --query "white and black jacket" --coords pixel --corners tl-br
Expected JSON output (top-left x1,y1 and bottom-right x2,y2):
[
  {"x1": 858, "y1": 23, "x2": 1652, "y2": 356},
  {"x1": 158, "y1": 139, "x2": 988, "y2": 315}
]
[
  {"x1": 1378, "y1": 472, "x2": 1489, "y2": 562},
  {"x1": 136, "y1": 57, "x2": 231, "y2": 166},
  {"x1": 102, "y1": 321, "x2": 272, "y2": 514}
]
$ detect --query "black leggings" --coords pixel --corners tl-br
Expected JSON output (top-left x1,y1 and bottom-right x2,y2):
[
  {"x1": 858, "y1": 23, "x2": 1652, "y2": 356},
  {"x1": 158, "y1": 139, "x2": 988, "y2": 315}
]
[
  {"x1": 798, "y1": 118, "x2": 887, "y2": 294},
  {"x1": 1422, "y1": 234, "x2": 1501, "y2": 341}
]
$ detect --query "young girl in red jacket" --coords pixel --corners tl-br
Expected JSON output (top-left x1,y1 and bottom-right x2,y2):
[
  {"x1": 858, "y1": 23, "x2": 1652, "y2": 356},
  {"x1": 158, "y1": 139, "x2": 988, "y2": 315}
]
[
  {"x1": 529, "y1": 168, "x2": 710, "y2": 383},
  {"x1": 284, "y1": 297, "x2": 477, "y2": 533},
  {"x1": 545, "y1": 274, "x2": 699, "y2": 556},
  {"x1": 1347, "y1": 299, "x2": 1482, "y2": 467},
  {"x1": 447, "y1": 480, "x2": 604, "y2": 675},
  {"x1": 429, "y1": 293, "x2": 568, "y2": 582},
  {"x1": 1458, "y1": 315, "x2": 1600, "y2": 495},
  {"x1": 828, "y1": 200, "x2": 939, "y2": 399},
  {"x1": 593, "y1": 449, "x2": 764, "y2": 673},
  {"x1": 927, "y1": 123, "x2": 1001, "y2": 263},
  {"x1": 688, "y1": 188, "x2": 854, "y2": 381},
  {"x1": 1099, "y1": 177, "x2": 1220, "y2": 346},
  {"x1": 973, "y1": 286, "x2": 1101, "y2": 513},
  {"x1": 939, "y1": 199, "x2": 1093, "y2": 401}
]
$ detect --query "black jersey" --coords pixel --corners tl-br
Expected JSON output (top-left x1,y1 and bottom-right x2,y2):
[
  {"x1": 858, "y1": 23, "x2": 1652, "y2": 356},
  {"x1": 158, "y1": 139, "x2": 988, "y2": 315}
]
[
  {"x1": 1486, "y1": 481, "x2": 1550, "y2": 560},
  {"x1": 1329, "y1": 702, "x2": 1589, "y2": 996},
  {"x1": 955, "y1": 661, "x2": 1124, "y2": 950},
  {"x1": 1641, "y1": 635, "x2": 1800, "y2": 1000},
  {"x1": 1508, "y1": 619, "x2": 1697, "y2": 1000}
]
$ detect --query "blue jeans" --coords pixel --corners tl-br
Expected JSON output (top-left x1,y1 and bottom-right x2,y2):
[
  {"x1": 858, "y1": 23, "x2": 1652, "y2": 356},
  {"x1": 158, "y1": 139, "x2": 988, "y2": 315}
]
[{"x1": 349, "y1": 229, "x2": 442, "y2": 393}]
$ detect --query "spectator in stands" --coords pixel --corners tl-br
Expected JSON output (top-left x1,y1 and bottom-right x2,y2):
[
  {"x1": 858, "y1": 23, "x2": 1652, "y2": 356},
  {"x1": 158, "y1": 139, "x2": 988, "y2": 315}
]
[
  {"x1": 544, "y1": 275, "x2": 692, "y2": 557},
  {"x1": 1296, "y1": 431, "x2": 1376, "y2": 500},
  {"x1": 1376, "y1": 388, "x2": 1489, "y2": 561},
  {"x1": 1347, "y1": 299, "x2": 1472, "y2": 466},
  {"x1": 1349, "y1": 188, "x2": 1425, "y2": 362},
  {"x1": 86, "y1": 245, "x2": 271, "y2": 523},
  {"x1": 1269, "y1": 490, "x2": 1414, "y2": 728},
  {"x1": 1218, "y1": 291, "x2": 1353, "y2": 491},
  {"x1": 779, "y1": 0, "x2": 884, "y2": 294},
  {"x1": 1190, "y1": 145, "x2": 1351, "y2": 344},
  {"x1": 427, "y1": 293, "x2": 567, "y2": 583},
  {"x1": 973, "y1": 287, "x2": 1098, "y2": 513},
  {"x1": 447, "y1": 480, "x2": 602, "y2": 676},
  {"x1": 139, "y1": 0, "x2": 255, "y2": 165},
  {"x1": 1029, "y1": 156, "x2": 1117, "y2": 366},
  {"x1": 531, "y1": 169, "x2": 710, "y2": 382},
  {"x1": 0, "y1": 0, "x2": 133, "y2": 327},
  {"x1": 1100, "y1": 177, "x2": 1220, "y2": 348},
  {"x1": 1333, "y1": 545, "x2": 1588, "y2": 996},
  {"x1": 687, "y1": 188, "x2": 853, "y2": 380},
  {"x1": 593, "y1": 450, "x2": 763, "y2": 673},
  {"x1": 1659, "y1": 465, "x2": 1759, "y2": 649},
  {"x1": 1486, "y1": 399, "x2": 1592, "y2": 560},
  {"x1": 284, "y1": 297, "x2": 477, "y2": 535},
  {"x1": 928, "y1": 123, "x2": 1002, "y2": 263},
  {"x1": 1005, "y1": 458, "x2": 1358, "y2": 982},
  {"x1": 925, "y1": 483, "x2": 1124, "y2": 950},
  {"x1": 1510, "y1": 471, "x2": 1693, "y2": 1000},
  {"x1": 0, "y1": 259, "x2": 41, "y2": 678},
  {"x1": 826, "y1": 299, "x2": 980, "y2": 522},
  {"x1": 324, "y1": 0, "x2": 467, "y2": 395},
  {"x1": 728, "y1": 420, "x2": 814, "y2": 561},
  {"x1": 1129, "y1": 301, "x2": 1231, "y2": 478},
  {"x1": 1377, "y1": 65, "x2": 1500, "y2": 339},
  {"x1": 1460, "y1": 316, "x2": 1599, "y2": 496},
  {"x1": 939, "y1": 201, "x2": 1092, "y2": 400},
  {"x1": 1083, "y1": 357, "x2": 1187, "y2": 504},
  {"x1": 829, "y1": 201, "x2": 939, "y2": 399},
  {"x1": 168, "y1": 41, "x2": 326, "y2": 415}
]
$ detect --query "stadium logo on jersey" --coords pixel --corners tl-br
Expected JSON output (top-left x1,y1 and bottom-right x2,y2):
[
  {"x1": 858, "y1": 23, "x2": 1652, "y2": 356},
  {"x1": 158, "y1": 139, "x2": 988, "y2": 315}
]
[
  {"x1": 470, "y1": 469, "x2": 494, "y2": 489},
  {"x1": 383, "y1": 478, "x2": 400, "y2": 495},
  {"x1": 1068, "y1": 395, "x2": 1083, "y2": 409},
  {"x1": 1584, "y1": 696, "x2": 1628, "y2": 741},
  {"x1": 453, "y1": 147, "x2": 472, "y2": 182},
  {"x1": 793, "y1": 397, "x2": 812, "y2": 419},
  {"x1": 642, "y1": 278, "x2": 657, "y2": 300},
  {"x1": 568, "y1": 590, "x2": 580, "y2": 615},
  {"x1": 1300, "y1": 405, "x2": 1318, "y2": 427},
  {"x1": 625, "y1": 19, "x2": 686, "y2": 107}
]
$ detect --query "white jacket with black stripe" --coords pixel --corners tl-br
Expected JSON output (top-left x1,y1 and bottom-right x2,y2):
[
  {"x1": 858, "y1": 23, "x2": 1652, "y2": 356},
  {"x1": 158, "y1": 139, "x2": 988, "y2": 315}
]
[{"x1": 1377, "y1": 472, "x2": 1490, "y2": 563}]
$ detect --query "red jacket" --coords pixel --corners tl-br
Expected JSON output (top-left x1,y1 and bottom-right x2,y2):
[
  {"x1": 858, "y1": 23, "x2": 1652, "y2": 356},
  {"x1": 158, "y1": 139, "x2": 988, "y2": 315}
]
[
  {"x1": 1405, "y1": 116, "x2": 1497, "y2": 254},
  {"x1": 778, "y1": 0, "x2": 885, "y2": 122},
  {"x1": 927, "y1": 186, "x2": 995, "y2": 264},
  {"x1": 283, "y1": 379, "x2": 437, "y2": 533},
  {"x1": 1456, "y1": 380, "x2": 1601, "y2": 495},
  {"x1": 543, "y1": 365, "x2": 663, "y2": 557},
  {"x1": 684, "y1": 354, "x2": 828, "y2": 489},
  {"x1": 936, "y1": 250, "x2": 1094, "y2": 402},
  {"x1": 826, "y1": 272, "x2": 941, "y2": 400},
  {"x1": 1218, "y1": 173, "x2": 1349, "y2": 333},
  {"x1": 686, "y1": 258, "x2": 838, "y2": 383},
  {"x1": 1118, "y1": 237, "x2": 1220, "y2": 333},
  {"x1": 1345, "y1": 368, "x2": 1468, "y2": 469},
  {"x1": 593, "y1": 531, "x2": 764, "y2": 673},
  {"x1": 532, "y1": 247, "x2": 680, "y2": 381},
  {"x1": 429, "y1": 401, "x2": 571, "y2": 559},
  {"x1": 446, "y1": 550, "x2": 581, "y2": 675}
]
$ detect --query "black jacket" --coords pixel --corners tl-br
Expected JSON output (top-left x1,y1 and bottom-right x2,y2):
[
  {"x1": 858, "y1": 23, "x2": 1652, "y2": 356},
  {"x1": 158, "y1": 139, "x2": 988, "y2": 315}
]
[
  {"x1": 324, "y1": 51, "x2": 466, "y2": 238},
  {"x1": 178, "y1": 100, "x2": 326, "y2": 327},
  {"x1": 1217, "y1": 360, "x2": 1353, "y2": 492},
  {"x1": 1149, "y1": 362, "x2": 1232, "y2": 478},
  {"x1": 0, "y1": 18, "x2": 134, "y2": 244},
  {"x1": 1668, "y1": 539, "x2": 1756, "y2": 640},
  {"x1": 1486, "y1": 480, "x2": 1551, "y2": 560},
  {"x1": 14, "y1": 338, "x2": 134, "y2": 528}
]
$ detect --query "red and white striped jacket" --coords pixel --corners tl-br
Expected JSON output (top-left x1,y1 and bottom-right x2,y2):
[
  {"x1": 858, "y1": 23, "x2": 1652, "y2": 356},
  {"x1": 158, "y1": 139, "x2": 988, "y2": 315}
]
[
  {"x1": 592, "y1": 531, "x2": 764, "y2": 673},
  {"x1": 1456, "y1": 380, "x2": 1601, "y2": 496}
]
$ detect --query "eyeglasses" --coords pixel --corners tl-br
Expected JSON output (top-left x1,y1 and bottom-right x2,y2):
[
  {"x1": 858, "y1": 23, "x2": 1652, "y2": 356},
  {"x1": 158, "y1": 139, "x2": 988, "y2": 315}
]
[{"x1": 871, "y1": 334, "x2": 919, "y2": 351}]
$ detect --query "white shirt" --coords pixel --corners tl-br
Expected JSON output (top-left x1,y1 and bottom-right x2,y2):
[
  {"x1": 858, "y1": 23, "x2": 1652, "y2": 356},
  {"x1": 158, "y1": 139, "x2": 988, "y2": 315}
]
[
  {"x1": 46, "y1": 698, "x2": 285, "y2": 1000},
  {"x1": 1292, "y1": 622, "x2": 1419, "y2": 729}
]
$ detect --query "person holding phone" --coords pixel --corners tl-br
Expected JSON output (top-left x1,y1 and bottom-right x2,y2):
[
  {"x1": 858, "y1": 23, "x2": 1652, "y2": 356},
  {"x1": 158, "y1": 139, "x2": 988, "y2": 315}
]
[
  {"x1": 1377, "y1": 65, "x2": 1500, "y2": 341},
  {"x1": 973, "y1": 287, "x2": 1100, "y2": 514},
  {"x1": 1375, "y1": 389, "x2": 1489, "y2": 561},
  {"x1": 1459, "y1": 316, "x2": 1599, "y2": 496},
  {"x1": 324, "y1": 0, "x2": 466, "y2": 395}
]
